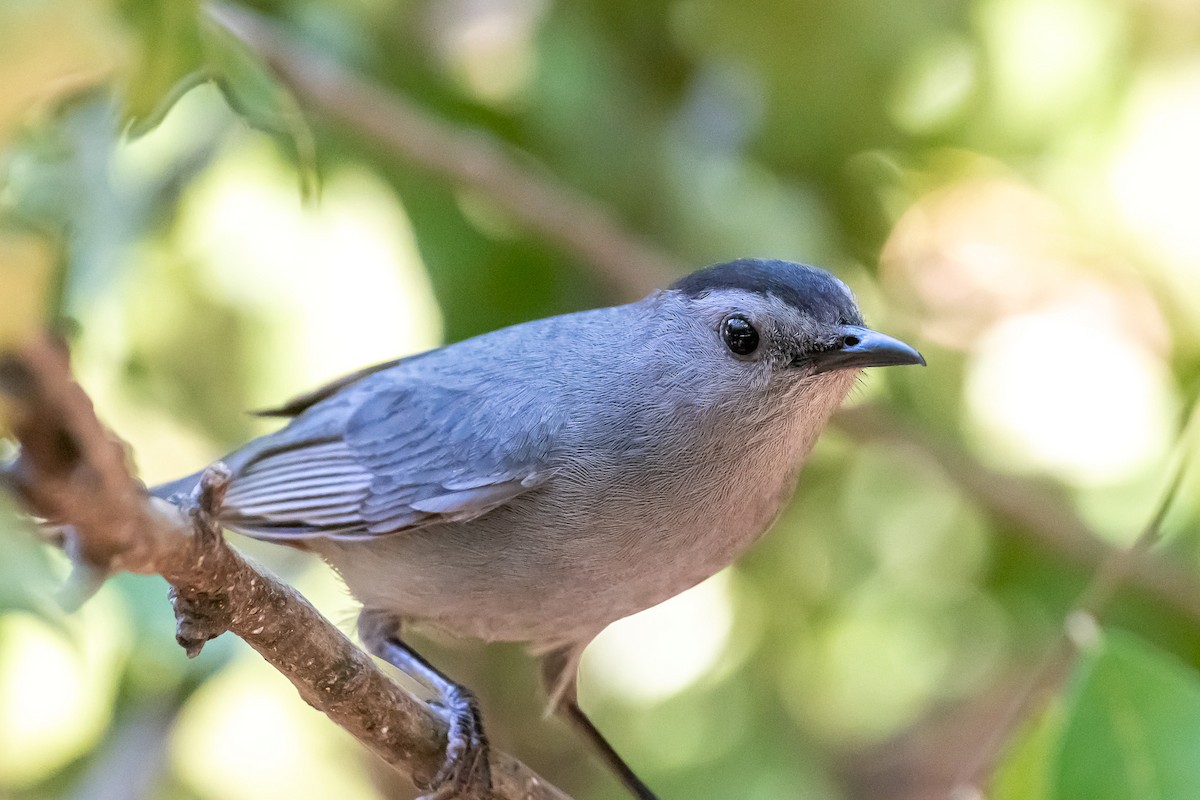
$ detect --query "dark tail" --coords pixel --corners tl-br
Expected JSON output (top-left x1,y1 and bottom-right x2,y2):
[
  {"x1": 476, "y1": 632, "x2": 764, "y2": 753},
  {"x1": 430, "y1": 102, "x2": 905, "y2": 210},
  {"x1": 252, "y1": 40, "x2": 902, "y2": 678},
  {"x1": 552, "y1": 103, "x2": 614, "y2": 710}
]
[
  {"x1": 148, "y1": 440, "x2": 264, "y2": 504},
  {"x1": 149, "y1": 470, "x2": 207, "y2": 503}
]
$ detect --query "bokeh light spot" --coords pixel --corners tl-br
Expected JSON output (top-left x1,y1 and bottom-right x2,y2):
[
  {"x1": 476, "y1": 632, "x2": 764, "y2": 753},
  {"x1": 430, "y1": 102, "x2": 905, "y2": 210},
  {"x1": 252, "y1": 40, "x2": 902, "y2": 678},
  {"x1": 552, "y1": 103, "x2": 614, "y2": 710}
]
[
  {"x1": 177, "y1": 138, "x2": 444, "y2": 404},
  {"x1": 172, "y1": 656, "x2": 377, "y2": 800},
  {"x1": 965, "y1": 300, "x2": 1174, "y2": 486},
  {"x1": 0, "y1": 601, "x2": 124, "y2": 788},
  {"x1": 583, "y1": 572, "x2": 735, "y2": 705},
  {"x1": 1110, "y1": 60, "x2": 1200, "y2": 272}
]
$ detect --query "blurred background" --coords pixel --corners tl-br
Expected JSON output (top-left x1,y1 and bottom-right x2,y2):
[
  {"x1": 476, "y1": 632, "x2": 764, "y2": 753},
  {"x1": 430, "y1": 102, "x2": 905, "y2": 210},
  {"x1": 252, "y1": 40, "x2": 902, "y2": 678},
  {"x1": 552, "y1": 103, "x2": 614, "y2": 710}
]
[{"x1": 3, "y1": 0, "x2": 1200, "y2": 798}]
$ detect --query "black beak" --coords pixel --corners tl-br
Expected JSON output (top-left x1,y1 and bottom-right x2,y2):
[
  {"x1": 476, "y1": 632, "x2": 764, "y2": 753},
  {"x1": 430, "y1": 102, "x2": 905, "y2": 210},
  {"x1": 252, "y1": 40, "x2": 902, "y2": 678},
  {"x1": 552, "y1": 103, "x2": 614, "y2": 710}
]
[{"x1": 807, "y1": 325, "x2": 926, "y2": 375}]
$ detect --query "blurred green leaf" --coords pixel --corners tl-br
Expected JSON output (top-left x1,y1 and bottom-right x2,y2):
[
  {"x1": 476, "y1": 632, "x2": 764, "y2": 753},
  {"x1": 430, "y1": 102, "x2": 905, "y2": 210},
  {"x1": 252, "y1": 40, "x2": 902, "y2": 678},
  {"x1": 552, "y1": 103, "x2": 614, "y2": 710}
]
[
  {"x1": 992, "y1": 698, "x2": 1062, "y2": 800},
  {"x1": 1051, "y1": 630, "x2": 1200, "y2": 800},
  {"x1": 0, "y1": 0, "x2": 122, "y2": 150},
  {"x1": 993, "y1": 631, "x2": 1200, "y2": 800},
  {"x1": 199, "y1": 22, "x2": 318, "y2": 197},
  {"x1": 117, "y1": 0, "x2": 205, "y2": 135},
  {"x1": 0, "y1": 495, "x2": 61, "y2": 620},
  {"x1": 117, "y1": 0, "x2": 317, "y2": 194}
]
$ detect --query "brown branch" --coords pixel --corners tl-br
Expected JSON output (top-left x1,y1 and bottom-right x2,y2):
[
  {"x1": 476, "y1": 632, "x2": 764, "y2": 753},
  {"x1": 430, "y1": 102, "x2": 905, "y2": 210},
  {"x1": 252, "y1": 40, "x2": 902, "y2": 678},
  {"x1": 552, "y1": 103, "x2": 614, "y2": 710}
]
[
  {"x1": 205, "y1": 0, "x2": 1200, "y2": 632},
  {"x1": 0, "y1": 336, "x2": 571, "y2": 800}
]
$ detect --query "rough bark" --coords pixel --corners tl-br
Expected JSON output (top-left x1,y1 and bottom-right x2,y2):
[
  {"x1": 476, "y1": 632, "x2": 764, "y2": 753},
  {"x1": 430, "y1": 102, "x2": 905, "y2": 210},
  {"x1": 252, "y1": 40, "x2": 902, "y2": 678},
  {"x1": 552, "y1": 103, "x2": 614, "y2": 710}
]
[{"x1": 0, "y1": 337, "x2": 571, "y2": 800}]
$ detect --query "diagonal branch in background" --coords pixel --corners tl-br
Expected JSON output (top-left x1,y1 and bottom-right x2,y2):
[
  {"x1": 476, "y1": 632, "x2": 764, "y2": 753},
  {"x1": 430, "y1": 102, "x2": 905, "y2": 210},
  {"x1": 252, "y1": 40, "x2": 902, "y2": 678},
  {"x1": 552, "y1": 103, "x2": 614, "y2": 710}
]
[
  {"x1": 0, "y1": 336, "x2": 572, "y2": 800},
  {"x1": 207, "y1": 1, "x2": 1200, "y2": 630},
  {"x1": 839, "y1": 407, "x2": 1200, "y2": 624},
  {"x1": 205, "y1": 2, "x2": 682, "y2": 301}
]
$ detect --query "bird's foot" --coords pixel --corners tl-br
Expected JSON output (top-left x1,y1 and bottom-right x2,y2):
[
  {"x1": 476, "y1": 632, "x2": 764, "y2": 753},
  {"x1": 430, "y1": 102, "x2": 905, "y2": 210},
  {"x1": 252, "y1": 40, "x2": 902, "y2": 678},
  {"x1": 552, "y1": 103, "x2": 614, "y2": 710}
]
[{"x1": 418, "y1": 684, "x2": 492, "y2": 799}]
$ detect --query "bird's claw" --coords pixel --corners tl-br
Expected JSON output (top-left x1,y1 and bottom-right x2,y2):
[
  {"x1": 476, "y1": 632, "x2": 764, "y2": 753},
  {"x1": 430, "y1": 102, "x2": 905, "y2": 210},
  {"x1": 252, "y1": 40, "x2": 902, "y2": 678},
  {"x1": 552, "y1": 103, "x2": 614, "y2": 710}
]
[{"x1": 417, "y1": 685, "x2": 492, "y2": 799}]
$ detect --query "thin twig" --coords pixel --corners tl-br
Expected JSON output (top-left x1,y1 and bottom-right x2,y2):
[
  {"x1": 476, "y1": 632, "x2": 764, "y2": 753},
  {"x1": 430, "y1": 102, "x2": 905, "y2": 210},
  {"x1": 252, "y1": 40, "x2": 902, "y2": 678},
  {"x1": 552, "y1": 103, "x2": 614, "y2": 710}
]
[
  {"x1": 0, "y1": 336, "x2": 571, "y2": 800},
  {"x1": 948, "y1": 403, "x2": 1195, "y2": 796}
]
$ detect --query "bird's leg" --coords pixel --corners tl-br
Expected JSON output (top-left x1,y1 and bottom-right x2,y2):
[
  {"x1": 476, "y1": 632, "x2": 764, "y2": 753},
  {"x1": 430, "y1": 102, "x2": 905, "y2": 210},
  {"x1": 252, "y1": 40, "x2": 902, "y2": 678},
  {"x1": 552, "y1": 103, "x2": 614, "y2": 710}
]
[
  {"x1": 540, "y1": 648, "x2": 661, "y2": 800},
  {"x1": 359, "y1": 611, "x2": 492, "y2": 800}
]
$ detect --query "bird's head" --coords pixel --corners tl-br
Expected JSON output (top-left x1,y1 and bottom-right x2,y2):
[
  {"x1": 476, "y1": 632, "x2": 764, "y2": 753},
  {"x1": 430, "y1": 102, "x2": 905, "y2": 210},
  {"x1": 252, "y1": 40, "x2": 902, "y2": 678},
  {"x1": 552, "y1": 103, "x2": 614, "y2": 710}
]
[{"x1": 661, "y1": 259, "x2": 923, "y2": 409}]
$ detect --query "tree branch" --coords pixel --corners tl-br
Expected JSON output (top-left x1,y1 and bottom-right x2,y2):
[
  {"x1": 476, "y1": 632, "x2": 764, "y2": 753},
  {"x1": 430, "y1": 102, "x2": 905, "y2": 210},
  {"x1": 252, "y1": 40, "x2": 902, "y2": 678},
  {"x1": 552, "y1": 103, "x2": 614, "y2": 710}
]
[
  {"x1": 206, "y1": 2, "x2": 682, "y2": 301},
  {"x1": 206, "y1": 0, "x2": 1200, "y2": 630},
  {"x1": 0, "y1": 336, "x2": 571, "y2": 800}
]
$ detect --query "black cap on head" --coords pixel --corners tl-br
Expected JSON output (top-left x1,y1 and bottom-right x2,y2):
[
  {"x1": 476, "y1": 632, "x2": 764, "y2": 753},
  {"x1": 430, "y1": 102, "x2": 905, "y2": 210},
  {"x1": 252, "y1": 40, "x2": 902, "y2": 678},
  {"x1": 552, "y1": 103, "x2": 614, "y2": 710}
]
[{"x1": 671, "y1": 259, "x2": 863, "y2": 326}]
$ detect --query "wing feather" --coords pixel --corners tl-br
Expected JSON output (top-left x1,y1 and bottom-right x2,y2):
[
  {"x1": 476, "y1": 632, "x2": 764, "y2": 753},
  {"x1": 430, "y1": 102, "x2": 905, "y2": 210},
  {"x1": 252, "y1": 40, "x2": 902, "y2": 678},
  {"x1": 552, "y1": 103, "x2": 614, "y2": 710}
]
[
  {"x1": 228, "y1": 475, "x2": 372, "y2": 501},
  {"x1": 218, "y1": 375, "x2": 560, "y2": 540},
  {"x1": 409, "y1": 482, "x2": 528, "y2": 515}
]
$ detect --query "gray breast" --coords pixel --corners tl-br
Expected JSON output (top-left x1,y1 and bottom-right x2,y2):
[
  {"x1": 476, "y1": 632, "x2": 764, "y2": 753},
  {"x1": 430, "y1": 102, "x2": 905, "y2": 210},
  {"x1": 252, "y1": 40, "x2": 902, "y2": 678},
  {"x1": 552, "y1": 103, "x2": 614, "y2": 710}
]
[{"x1": 315, "y1": 367, "x2": 857, "y2": 646}]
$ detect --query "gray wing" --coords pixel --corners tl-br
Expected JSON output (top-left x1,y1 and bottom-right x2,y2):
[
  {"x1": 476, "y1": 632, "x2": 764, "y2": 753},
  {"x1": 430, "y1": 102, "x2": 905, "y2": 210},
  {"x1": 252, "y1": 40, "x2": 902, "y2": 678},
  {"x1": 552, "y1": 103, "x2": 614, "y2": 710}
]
[
  {"x1": 220, "y1": 379, "x2": 561, "y2": 539},
  {"x1": 251, "y1": 351, "x2": 434, "y2": 417}
]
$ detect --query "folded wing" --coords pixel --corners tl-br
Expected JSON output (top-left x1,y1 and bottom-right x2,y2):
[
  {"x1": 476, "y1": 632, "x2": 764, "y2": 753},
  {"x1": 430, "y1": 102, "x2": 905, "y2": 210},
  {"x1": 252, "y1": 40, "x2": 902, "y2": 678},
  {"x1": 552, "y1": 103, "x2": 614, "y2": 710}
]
[{"x1": 220, "y1": 379, "x2": 560, "y2": 539}]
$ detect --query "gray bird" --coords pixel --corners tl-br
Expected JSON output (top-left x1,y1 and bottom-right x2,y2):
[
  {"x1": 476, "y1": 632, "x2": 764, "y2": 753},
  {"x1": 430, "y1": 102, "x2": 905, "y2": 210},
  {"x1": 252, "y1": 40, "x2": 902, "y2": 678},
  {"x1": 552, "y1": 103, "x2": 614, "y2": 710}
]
[{"x1": 153, "y1": 258, "x2": 924, "y2": 800}]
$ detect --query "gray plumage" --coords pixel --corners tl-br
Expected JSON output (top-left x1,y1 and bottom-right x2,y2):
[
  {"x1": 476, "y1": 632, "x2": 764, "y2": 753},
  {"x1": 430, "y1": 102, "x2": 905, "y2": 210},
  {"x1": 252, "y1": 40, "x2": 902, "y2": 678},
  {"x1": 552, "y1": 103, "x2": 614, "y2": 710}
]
[
  {"x1": 152, "y1": 259, "x2": 924, "y2": 798},
  {"x1": 156, "y1": 260, "x2": 922, "y2": 648}
]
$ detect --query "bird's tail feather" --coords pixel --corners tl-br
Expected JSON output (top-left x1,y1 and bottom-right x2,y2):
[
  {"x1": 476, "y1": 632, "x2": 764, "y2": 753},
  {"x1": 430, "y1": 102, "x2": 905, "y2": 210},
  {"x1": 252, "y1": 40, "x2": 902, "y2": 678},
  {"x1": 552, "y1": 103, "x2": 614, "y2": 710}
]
[{"x1": 149, "y1": 470, "x2": 206, "y2": 502}]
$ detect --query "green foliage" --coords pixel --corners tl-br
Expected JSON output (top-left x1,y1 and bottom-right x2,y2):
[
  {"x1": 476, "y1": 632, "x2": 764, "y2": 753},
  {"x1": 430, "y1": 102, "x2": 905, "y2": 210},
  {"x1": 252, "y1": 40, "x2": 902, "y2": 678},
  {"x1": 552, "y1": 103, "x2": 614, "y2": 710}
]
[
  {"x1": 116, "y1": 0, "x2": 316, "y2": 194},
  {"x1": 1058, "y1": 631, "x2": 1200, "y2": 799},
  {"x1": 2, "y1": 0, "x2": 1200, "y2": 798},
  {"x1": 996, "y1": 630, "x2": 1200, "y2": 800},
  {"x1": 117, "y1": 0, "x2": 206, "y2": 133},
  {"x1": 0, "y1": 496, "x2": 60, "y2": 619},
  {"x1": 197, "y1": 22, "x2": 318, "y2": 196}
]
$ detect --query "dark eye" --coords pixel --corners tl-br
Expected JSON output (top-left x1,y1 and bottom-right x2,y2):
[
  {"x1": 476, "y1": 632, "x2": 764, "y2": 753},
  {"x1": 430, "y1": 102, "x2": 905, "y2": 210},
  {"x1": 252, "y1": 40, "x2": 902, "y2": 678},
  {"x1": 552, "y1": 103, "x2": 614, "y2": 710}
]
[{"x1": 721, "y1": 314, "x2": 759, "y2": 356}]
